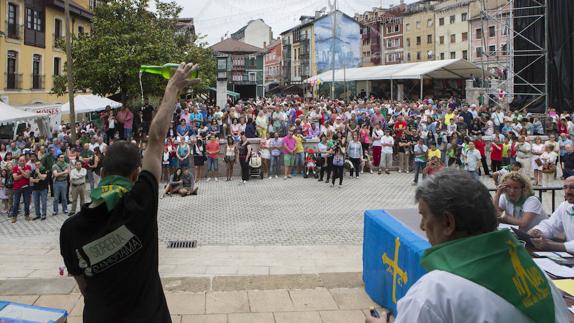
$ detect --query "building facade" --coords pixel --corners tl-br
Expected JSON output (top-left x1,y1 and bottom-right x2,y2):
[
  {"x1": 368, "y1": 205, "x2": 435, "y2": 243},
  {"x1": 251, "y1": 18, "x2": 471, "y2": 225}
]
[
  {"x1": 263, "y1": 38, "x2": 282, "y2": 89},
  {"x1": 434, "y1": 0, "x2": 472, "y2": 61},
  {"x1": 280, "y1": 15, "x2": 315, "y2": 85},
  {"x1": 380, "y1": 4, "x2": 406, "y2": 65},
  {"x1": 403, "y1": 1, "x2": 437, "y2": 62},
  {"x1": 231, "y1": 19, "x2": 273, "y2": 50},
  {"x1": 355, "y1": 8, "x2": 386, "y2": 66},
  {"x1": 210, "y1": 38, "x2": 265, "y2": 99},
  {"x1": 0, "y1": 0, "x2": 93, "y2": 106}
]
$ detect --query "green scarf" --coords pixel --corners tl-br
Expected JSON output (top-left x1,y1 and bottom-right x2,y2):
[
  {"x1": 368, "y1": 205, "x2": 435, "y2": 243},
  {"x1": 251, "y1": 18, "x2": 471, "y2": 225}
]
[
  {"x1": 90, "y1": 175, "x2": 133, "y2": 211},
  {"x1": 421, "y1": 230, "x2": 554, "y2": 323}
]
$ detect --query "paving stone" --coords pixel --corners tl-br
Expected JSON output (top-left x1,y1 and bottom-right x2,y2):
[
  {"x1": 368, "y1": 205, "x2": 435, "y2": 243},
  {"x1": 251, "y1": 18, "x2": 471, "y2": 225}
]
[
  {"x1": 34, "y1": 294, "x2": 81, "y2": 312},
  {"x1": 228, "y1": 313, "x2": 275, "y2": 323},
  {"x1": 162, "y1": 277, "x2": 211, "y2": 293},
  {"x1": 0, "y1": 295, "x2": 39, "y2": 304},
  {"x1": 329, "y1": 288, "x2": 378, "y2": 310},
  {"x1": 206, "y1": 291, "x2": 249, "y2": 314},
  {"x1": 166, "y1": 292, "x2": 206, "y2": 315},
  {"x1": 274, "y1": 311, "x2": 322, "y2": 323},
  {"x1": 0, "y1": 278, "x2": 76, "y2": 295},
  {"x1": 213, "y1": 274, "x2": 322, "y2": 291},
  {"x1": 181, "y1": 314, "x2": 227, "y2": 323},
  {"x1": 319, "y1": 310, "x2": 366, "y2": 323},
  {"x1": 288, "y1": 288, "x2": 338, "y2": 311},
  {"x1": 70, "y1": 297, "x2": 84, "y2": 316},
  {"x1": 319, "y1": 272, "x2": 363, "y2": 289},
  {"x1": 172, "y1": 315, "x2": 182, "y2": 323},
  {"x1": 66, "y1": 317, "x2": 83, "y2": 323},
  {"x1": 248, "y1": 290, "x2": 295, "y2": 312}
]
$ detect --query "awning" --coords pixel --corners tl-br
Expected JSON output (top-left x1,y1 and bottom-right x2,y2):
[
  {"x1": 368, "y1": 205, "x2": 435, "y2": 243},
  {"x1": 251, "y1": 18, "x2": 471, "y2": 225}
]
[
  {"x1": 0, "y1": 101, "x2": 47, "y2": 125},
  {"x1": 60, "y1": 94, "x2": 122, "y2": 115},
  {"x1": 208, "y1": 87, "x2": 241, "y2": 98},
  {"x1": 305, "y1": 59, "x2": 485, "y2": 83}
]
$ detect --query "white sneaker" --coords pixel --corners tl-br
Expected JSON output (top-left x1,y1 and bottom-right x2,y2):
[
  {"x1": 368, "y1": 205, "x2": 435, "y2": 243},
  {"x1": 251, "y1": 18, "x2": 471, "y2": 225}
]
[
  {"x1": 284, "y1": 176, "x2": 288, "y2": 180},
  {"x1": 243, "y1": 180, "x2": 247, "y2": 184},
  {"x1": 206, "y1": 177, "x2": 211, "y2": 182},
  {"x1": 214, "y1": 177, "x2": 218, "y2": 182},
  {"x1": 269, "y1": 176, "x2": 272, "y2": 179}
]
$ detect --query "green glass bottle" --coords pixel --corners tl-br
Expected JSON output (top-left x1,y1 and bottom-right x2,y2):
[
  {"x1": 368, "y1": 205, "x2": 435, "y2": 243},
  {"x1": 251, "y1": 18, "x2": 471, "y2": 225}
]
[{"x1": 139, "y1": 63, "x2": 199, "y2": 80}]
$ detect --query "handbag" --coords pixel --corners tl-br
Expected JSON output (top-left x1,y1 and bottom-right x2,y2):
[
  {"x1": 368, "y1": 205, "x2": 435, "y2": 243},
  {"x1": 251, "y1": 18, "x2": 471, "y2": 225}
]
[
  {"x1": 534, "y1": 158, "x2": 543, "y2": 167},
  {"x1": 542, "y1": 164, "x2": 556, "y2": 174}
]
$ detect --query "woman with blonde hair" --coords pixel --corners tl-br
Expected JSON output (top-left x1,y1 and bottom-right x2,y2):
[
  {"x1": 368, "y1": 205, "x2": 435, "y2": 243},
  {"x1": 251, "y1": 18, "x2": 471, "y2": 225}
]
[{"x1": 493, "y1": 172, "x2": 547, "y2": 231}]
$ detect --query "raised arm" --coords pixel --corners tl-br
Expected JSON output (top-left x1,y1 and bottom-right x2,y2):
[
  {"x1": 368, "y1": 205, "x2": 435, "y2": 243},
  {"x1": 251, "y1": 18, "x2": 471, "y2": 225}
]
[{"x1": 142, "y1": 63, "x2": 199, "y2": 182}]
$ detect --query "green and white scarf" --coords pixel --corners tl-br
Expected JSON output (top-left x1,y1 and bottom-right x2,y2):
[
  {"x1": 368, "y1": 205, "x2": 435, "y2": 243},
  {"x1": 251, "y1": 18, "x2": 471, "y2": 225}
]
[
  {"x1": 90, "y1": 176, "x2": 133, "y2": 211},
  {"x1": 421, "y1": 230, "x2": 554, "y2": 323}
]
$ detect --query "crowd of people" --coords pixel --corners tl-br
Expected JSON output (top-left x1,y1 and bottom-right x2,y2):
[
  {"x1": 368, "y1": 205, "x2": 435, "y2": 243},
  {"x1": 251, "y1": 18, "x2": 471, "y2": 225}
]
[{"x1": 2, "y1": 87, "x2": 574, "y2": 221}]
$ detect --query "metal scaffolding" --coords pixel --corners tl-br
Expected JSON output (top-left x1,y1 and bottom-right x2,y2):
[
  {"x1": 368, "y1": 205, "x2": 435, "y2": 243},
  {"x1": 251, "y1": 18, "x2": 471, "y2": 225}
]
[{"x1": 478, "y1": 0, "x2": 547, "y2": 112}]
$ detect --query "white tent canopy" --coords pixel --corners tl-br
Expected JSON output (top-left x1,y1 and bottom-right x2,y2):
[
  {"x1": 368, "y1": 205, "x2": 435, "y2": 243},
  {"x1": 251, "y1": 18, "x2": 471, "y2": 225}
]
[
  {"x1": 60, "y1": 94, "x2": 122, "y2": 115},
  {"x1": 305, "y1": 59, "x2": 484, "y2": 83},
  {"x1": 0, "y1": 101, "x2": 47, "y2": 124}
]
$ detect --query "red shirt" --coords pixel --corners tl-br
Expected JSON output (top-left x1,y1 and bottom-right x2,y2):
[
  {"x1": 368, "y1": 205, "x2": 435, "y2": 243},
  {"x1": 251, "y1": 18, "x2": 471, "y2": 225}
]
[
  {"x1": 206, "y1": 140, "x2": 220, "y2": 159},
  {"x1": 12, "y1": 164, "x2": 31, "y2": 190},
  {"x1": 491, "y1": 143, "x2": 503, "y2": 161},
  {"x1": 473, "y1": 139, "x2": 486, "y2": 157},
  {"x1": 394, "y1": 121, "x2": 407, "y2": 137}
]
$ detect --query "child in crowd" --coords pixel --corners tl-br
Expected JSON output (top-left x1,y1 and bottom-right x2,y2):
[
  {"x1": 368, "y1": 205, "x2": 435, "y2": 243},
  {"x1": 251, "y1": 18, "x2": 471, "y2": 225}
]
[
  {"x1": 304, "y1": 148, "x2": 318, "y2": 178},
  {"x1": 493, "y1": 161, "x2": 523, "y2": 186}
]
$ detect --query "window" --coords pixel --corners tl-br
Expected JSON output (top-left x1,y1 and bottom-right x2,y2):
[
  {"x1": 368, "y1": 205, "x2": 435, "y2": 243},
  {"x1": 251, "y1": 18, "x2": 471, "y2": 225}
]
[
  {"x1": 394, "y1": 24, "x2": 399, "y2": 32},
  {"x1": 427, "y1": 34, "x2": 432, "y2": 44},
  {"x1": 439, "y1": 17, "x2": 444, "y2": 26},
  {"x1": 416, "y1": 51, "x2": 421, "y2": 60},
  {"x1": 248, "y1": 72, "x2": 256, "y2": 82},
  {"x1": 387, "y1": 39, "x2": 392, "y2": 48},
  {"x1": 461, "y1": 13, "x2": 467, "y2": 21},
  {"x1": 501, "y1": 44, "x2": 508, "y2": 55},
  {"x1": 405, "y1": 23, "x2": 410, "y2": 32},
  {"x1": 407, "y1": 52, "x2": 411, "y2": 61},
  {"x1": 54, "y1": 19, "x2": 62, "y2": 38},
  {"x1": 488, "y1": 26, "x2": 496, "y2": 37},
  {"x1": 7, "y1": 51, "x2": 18, "y2": 89},
  {"x1": 450, "y1": 34, "x2": 456, "y2": 43},
  {"x1": 32, "y1": 54, "x2": 42, "y2": 89},
  {"x1": 427, "y1": 19, "x2": 433, "y2": 27},
  {"x1": 26, "y1": 8, "x2": 43, "y2": 31},
  {"x1": 439, "y1": 35, "x2": 444, "y2": 44},
  {"x1": 476, "y1": 47, "x2": 483, "y2": 57},
  {"x1": 78, "y1": 25, "x2": 84, "y2": 35},
  {"x1": 449, "y1": 15, "x2": 455, "y2": 24},
  {"x1": 503, "y1": 24, "x2": 509, "y2": 35},
  {"x1": 416, "y1": 21, "x2": 421, "y2": 29},
  {"x1": 406, "y1": 38, "x2": 410, "y2": 47},
  {"x1": 450, "y1": 52, "x2": 456, "y2": 59},
  {"x1": 462, "y1": 50, "x2": 468, "y2": 60},
  {"x1": 489, "y1": 45, "x2": 496, "y2": 55},
  {"x1": 427, "y1": 51, "x2": 433, "y2": 59},
  {"x1": 462, "y1": 32, "x2": 468, "y2": 42},
  {"x1": 8, "y1": 3, "x2": 19, "y2": 39},
  {"x1": 440, "y1": 52, "x2": 445, "y2": 60},
  {"x1": 25, "y1": 1, "x2": 45, "y2": 47},
  {"x1": 54, "y1": 57, "x2": 61, "y2": 76},
  {"x1": 416, "y1": 36, "x2": 421, "y2": 45},
  {"x1": 89, "y1": 0, "x2": 97, "y2": 10},
  {"x1": 476, "y1": 28, "x2": 482, "y2": 39}
]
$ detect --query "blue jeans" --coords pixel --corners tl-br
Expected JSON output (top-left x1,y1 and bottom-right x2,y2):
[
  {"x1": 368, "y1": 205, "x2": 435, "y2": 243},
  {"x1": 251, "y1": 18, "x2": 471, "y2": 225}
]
[
  {"x1": 467, "y1": 170, "x2": 479, "y2": 180},
  {"x1": 207, "y1": 157, "x2": 218, "y2": 171},
  {"x1": 413, "y1": 161, "x2": 427, "y2": 184},
  {"x1": 270, "y1": 155, "x2": 281, "y2": 177},
  {"x1": 294, "y1": 152, "x2": 305, "y2": 171},
  {"x1": 11, "y1": 186, "x2": 31, "y2": 218},
  {"x1": 124, "y1": 128, "x2": 133, "y2": 140},
  {"x1": 86, "y1": 169, "x2": 94, "y2": 190},
  {"x1": 33, "y1": 189, "x2": 48, "y2": 218},
  {"x1": 53, "y1": 180, "x2": 68, "y2": 214}
]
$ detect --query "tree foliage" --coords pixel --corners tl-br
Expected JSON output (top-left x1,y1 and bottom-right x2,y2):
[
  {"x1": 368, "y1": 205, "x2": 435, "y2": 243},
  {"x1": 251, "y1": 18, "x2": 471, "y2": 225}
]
[{"x1": 52, "y1": 0, "x2": 215, "y2": 103}]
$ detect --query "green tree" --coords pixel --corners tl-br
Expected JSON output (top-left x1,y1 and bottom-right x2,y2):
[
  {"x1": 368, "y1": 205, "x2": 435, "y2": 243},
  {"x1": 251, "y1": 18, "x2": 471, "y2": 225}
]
[{"x1": 52, "y1": 0, "x2": 215, "y2": 103}]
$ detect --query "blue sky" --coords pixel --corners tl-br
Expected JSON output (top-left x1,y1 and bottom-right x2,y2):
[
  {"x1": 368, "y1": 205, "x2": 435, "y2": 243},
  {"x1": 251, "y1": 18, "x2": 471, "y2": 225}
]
[{"x1": 173, "y1": 0, "x2": 415, "y2": 45}]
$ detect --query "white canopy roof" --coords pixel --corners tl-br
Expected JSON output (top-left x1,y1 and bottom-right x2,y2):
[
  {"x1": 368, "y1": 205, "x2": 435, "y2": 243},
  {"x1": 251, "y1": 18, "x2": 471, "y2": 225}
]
[
  {"x1": 60, "y1": 94, "x2": 122, "y2": 114},
  {"x1": 0, "y1": 101, "x2": 47, "y2": 124},
  {"x1": 305, "y1": 59, "x2": 484, "y2": 83}
]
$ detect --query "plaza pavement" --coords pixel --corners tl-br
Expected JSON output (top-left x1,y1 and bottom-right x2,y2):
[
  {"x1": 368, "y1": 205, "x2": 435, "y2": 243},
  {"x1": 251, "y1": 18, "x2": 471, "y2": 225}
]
[{"x1": 0, "y1": 171, "x2": 564, "y2": 321}]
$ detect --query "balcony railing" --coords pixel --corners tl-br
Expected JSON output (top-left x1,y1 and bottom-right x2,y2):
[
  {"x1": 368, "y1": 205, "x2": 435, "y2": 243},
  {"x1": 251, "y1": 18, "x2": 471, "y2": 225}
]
[
  {"x1": 53, "y1": 33, "x2": 63, "y2": 48},
  {"x1": 5, "y1": 21, "x2": 23, "y2": 40},
  {"x1": 31, "y1": 74, "x2": 45, "y2": 90},
  {"x1": 5, "y1": 73, "x2": 22, "y2": 90}
]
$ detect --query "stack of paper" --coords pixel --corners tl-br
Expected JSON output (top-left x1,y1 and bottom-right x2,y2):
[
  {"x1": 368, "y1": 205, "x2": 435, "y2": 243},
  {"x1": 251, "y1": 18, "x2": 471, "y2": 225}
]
[
  {"x1": 533, "y1": 258, "x2": 574, "y2": 278},
  {"x1": 553, "y1": 279, "x2": 574, "y2": 296}
]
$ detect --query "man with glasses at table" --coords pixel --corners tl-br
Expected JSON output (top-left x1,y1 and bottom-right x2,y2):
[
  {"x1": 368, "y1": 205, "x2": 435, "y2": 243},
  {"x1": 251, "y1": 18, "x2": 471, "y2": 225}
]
[{"x1": 529, "y1": 176, "x2": 574, "y2": 252}]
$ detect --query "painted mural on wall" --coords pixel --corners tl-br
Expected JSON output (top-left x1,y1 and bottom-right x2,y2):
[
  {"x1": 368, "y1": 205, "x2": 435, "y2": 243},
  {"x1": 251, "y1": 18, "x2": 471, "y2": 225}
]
[{"x1": 314, "y1": 12, "x2": 361, "y2": 74}]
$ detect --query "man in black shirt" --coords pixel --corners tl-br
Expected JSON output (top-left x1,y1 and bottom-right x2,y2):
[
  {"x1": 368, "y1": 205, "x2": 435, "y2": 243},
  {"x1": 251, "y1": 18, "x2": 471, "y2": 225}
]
[
  {"x1": 31, "y1": 160, "x2": 49, "y2": 220},
  {"x1": 60, "y1": 63, "x2": 199, "y2": 323},
  {"x1": 141, "y1": 97, "x2": 155, "y2": 134}
]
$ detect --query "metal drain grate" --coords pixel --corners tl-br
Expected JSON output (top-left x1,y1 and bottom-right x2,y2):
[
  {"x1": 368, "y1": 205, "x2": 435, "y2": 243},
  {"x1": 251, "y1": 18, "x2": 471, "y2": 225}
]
[{"x1": 167, "y1": 240, "x2": 197, "y2": 248}]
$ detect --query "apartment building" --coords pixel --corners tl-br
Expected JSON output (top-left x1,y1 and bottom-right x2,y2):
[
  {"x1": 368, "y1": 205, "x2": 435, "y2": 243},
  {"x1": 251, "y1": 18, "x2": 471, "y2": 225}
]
[
  {"x1": 403, "y1": 1, "x2": 438, "y2": 62},
  {"x1": 434, "y1": 0, "x2": 472, "y2": 61}
]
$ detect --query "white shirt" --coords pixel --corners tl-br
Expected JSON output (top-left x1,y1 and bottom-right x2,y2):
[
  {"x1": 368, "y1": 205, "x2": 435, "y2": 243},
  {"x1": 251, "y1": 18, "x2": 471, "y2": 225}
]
[
  {"x1": 381, "y1": 135, "x2": 394, "y2": 154},
  {"x1": 395, "y1": 270, "x2": 569, "y2": 323},
  {"x1": 70, "y1": 168, "x2": 87, "y2": 185},
  {"x1": 498, "y1": 195, "x2": 547, "y2": 231},
  {"x1": 533, "y1": 201, "x2": 574, "y2": 253},
  {"x1": 464, "y1": 149, "x2": 482, "y2": 171},
  {"x1": 372, "y1": 129, "x2": 384, "y2": 147}
]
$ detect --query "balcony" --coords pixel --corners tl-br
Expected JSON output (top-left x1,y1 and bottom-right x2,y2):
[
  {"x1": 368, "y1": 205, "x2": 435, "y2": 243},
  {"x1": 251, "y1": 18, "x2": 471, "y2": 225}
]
[
  {"x1": 5, "y1": 73, "x2": 22, "y2": 90},
  {"x1": 53, "y1": 33, "x2": 64, "y2": 48},
  {"x1": 5, "y1": 21, "x2": 23, "y2": 40},
  {"x1": 31, "y1": 74, "x2": 45, "y2": 90}
]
